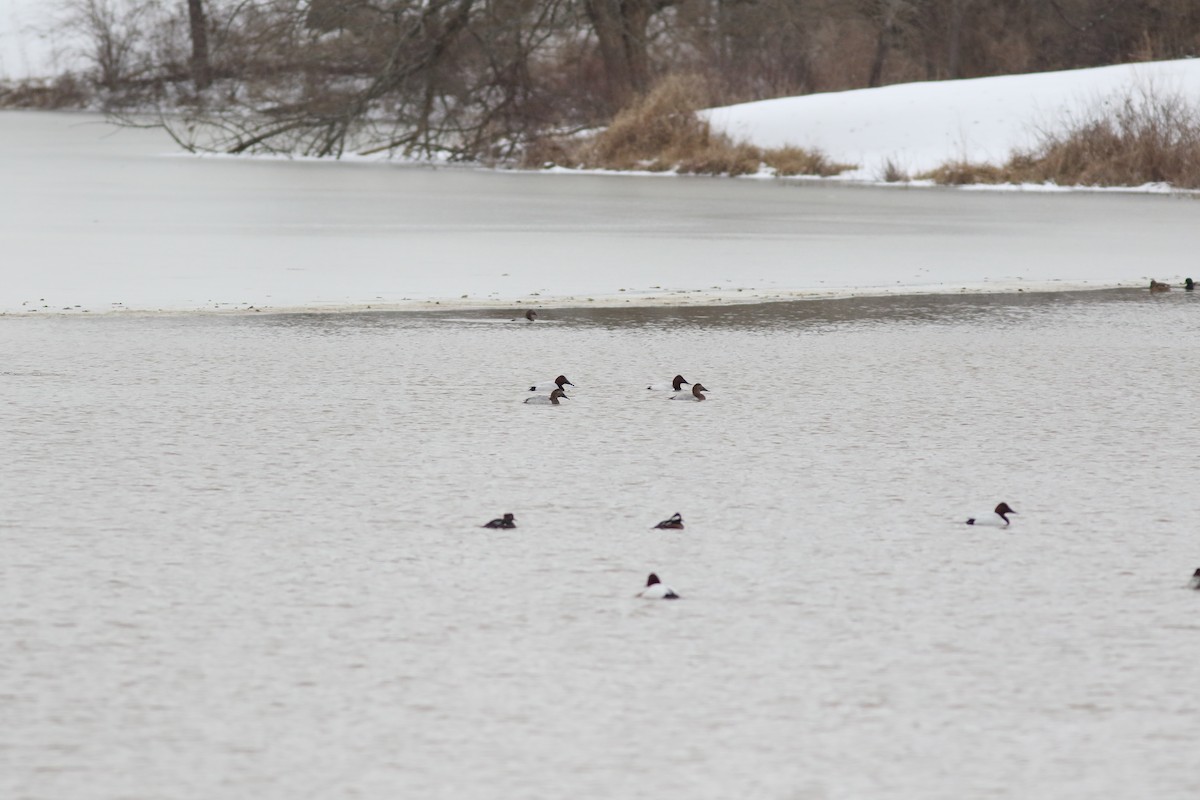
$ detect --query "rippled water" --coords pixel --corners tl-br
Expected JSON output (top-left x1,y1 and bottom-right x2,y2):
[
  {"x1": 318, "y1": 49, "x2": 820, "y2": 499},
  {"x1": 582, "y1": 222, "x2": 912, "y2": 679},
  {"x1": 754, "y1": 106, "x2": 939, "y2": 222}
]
[{"x1": 3, "y1": 291, "x2": 1199, "y2": 799}]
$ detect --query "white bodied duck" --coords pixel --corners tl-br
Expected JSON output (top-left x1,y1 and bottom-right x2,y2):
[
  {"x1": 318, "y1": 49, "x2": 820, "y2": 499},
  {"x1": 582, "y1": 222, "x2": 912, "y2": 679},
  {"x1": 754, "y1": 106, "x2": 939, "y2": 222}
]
[
  {"x1": 647, "y1": 375, "x2": 690, "y2": 391},
  {"x1": 529, "y1": 375, "x2": 574, "y2": 392},
  {"x1": 965, "y1": 502, "x2": 1016, "y2": 527},
  {"x1": 524, "y1": 388, "x2": 568, "y2": 405},
  {"x1": 637, "y1": 573, "x2": 680, "y2": 600},
  {"x1": 669, "y1": 383, "x2": 708, "y2": 401}
]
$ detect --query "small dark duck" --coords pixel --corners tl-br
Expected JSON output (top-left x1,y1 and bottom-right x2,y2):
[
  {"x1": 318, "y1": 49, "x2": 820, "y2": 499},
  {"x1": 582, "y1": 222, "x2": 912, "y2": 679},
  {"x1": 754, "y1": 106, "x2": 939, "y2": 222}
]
[
  {"x1": 653, "y1": 512, "x2": 684, "y2": 530},
  {"x1": 482, "y1": 513, "x2": 516, "y2": 529}
]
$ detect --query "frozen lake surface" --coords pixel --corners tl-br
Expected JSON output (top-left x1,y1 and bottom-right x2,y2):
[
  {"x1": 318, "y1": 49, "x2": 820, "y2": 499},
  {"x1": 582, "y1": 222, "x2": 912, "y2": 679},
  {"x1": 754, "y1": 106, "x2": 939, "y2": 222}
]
[
  {"x1": 2, "y1": 111, "x2": 1199, "y2": 315},
  {"x1": 3, "y1": 290, "x2": 1199, "y2": 799}
]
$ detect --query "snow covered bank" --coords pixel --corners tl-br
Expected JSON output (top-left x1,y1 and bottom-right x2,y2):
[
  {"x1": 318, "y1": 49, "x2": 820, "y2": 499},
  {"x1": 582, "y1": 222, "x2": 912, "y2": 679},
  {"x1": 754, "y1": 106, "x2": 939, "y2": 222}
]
[{"x1": 704, "y1": 59, "x2": 1200, "y2": 182}]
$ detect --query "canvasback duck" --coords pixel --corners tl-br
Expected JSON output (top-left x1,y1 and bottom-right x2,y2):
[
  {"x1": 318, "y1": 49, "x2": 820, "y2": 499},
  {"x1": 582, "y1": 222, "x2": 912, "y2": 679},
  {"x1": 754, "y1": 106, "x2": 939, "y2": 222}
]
[
  {"x1": 529, "y1": 375, "x2": 574, "y2": 392},
  {"x1": 637, "y1": 573, "x2": 680, "y2": 600},
  {"x1": 1190, "y1": 568, "x2": 1200, "y2": 590},
  {"x1": 524, "y1": 388, "x2": 568, "y2": 405},
  {"x1": 647, "y1": 375, "x2": 690, "y2": 391},
  {"x1": 965, "y1": 502, "x2": 1016, "y2": 527},
  {"x1": 1185, "y1": 278, "x2": 1195, "y2": 291},
  {"x1": 670, "y1": 383, "x2": 708, "y2": 401},
  {"x1": 482, "y1": 513, "x2": 516, "y2": 529},
  {"x1": 1149, "y1": 280, "x2": 1171, "y2": 292},
  {"x1": 653, "y1": 513, "x2": 684, "y2": 530}
]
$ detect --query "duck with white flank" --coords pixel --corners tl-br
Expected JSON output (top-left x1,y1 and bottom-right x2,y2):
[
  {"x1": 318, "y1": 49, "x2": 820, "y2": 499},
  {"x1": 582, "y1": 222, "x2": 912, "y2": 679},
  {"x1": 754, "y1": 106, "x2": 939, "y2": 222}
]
[
  {"x1": 670, "y1": 383, "x2": 708, "y2": 401},
  {"x1": 653, "y1": 513, "x2": 684, "y2": 530},
  {"x1": 1190, "y1": 568, "x2": 1200, "y2": 590},
  {"x1": 529, "y1": 375, "x2": 574, "y2": 392},
  {"x1": 965, "y1": 502, "x2": 1016, "y2": 527},
  {"x1": 524, "y1": 388, "x2": 568, "y2": 405},
  {"x1": 482, "y1": 513, "x2": 516, "y2": 529},
  {"x1": 648, "y1": 375, "x2": 690, "y2": 391},
  {"x1": 637, "y1": 573, "x2": 680, "y2": 600}
]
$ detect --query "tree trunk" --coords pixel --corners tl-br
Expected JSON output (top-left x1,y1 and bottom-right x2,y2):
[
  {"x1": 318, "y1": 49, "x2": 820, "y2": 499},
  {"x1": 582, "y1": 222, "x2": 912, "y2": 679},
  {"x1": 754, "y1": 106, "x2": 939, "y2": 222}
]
[
  {"x1": 585, "y1": 0, "x2": 675, "y2": 114},
  {"x1": 947, "y1": 0, "x2": 965, "y2": 79},
  {"x1": 187, "y1": 0, "x2": 211, "y2": 90}
]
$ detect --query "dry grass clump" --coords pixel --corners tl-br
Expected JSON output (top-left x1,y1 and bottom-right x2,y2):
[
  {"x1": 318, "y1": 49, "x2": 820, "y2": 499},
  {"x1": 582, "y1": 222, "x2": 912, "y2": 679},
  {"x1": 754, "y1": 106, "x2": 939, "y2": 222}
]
[
  {"x1": 531, "y1": 75, "x2": 852, "y2": 178},
  {"x1": 762, "y1": 146, "x2": 853, "y2": 177},
  {"x1": 923, "y1": 88, "x2": 1200, "y2": 189}
]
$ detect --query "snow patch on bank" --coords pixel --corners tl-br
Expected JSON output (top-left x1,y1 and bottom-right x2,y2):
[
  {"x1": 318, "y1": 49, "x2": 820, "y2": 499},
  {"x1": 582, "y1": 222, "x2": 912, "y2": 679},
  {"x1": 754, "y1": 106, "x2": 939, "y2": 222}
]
[{"x1": 703, "y1": 59, "x2": 1200, "y2": 181}]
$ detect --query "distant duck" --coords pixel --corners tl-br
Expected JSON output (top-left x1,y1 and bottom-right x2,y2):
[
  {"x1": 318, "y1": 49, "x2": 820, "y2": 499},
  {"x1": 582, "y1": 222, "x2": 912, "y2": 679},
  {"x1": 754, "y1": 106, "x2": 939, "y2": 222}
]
[
  {"x1": 512, "y1": 310, "x2": 538, "y2": 321},
  {"x1": 670, "y1": 383, "x2": 708, "y2": 401},
  {"x1": 1185, "y1": 278, "x2": 1195, "y2": 292},
  {"x1": 648, "y1": 375, "x2": 691, "y2": 391},
  {"x1": 965, "y1": 502, "x2": 1016, "y2": 527},
  {"x1": 653, "y1": 513, "x2": 684, "y2": 530},
  {"x1": 1149, "y1": 280, "x2": 1171, "y2": 292},
  {"x1": 1190, "y1": 568, "x2": 1200, "y2": 590},
  {"x1": 637, "y1": 573, "x2": 680, "y2": 600},
  {"x1": 529, "y1": 375, "x2": 574, "y2": 392},
  {"x1": 482, "y1": 513, "x2": 516, "y2": 529},
  {"x1": 524, "y1": 388, "x2": 568, "y2": 405}
]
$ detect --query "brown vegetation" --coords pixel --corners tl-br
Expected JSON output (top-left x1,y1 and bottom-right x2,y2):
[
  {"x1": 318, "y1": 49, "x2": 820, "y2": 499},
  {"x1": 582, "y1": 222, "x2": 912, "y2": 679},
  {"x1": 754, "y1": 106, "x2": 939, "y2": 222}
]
[
  {"x1": 530, "y1": 76, "x2": 853, "y2": 177},
  {"x1": 920, "y1": 89, "x2": 1200, "y2": 189}
]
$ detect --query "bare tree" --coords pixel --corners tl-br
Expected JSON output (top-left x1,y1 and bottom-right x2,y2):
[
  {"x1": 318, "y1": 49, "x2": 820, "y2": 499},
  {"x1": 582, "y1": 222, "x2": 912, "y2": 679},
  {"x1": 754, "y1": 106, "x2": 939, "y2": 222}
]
[
  {"x1": 187, "y1": 0, "x2": 212, "y2": 89},
  {"x1": 584, "y1": 0, "x2": 679, "y2": 112}
]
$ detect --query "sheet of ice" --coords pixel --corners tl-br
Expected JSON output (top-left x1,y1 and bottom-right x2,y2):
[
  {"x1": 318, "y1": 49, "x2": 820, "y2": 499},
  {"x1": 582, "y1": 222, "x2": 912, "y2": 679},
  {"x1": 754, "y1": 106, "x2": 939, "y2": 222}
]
[
  {"x1": 3, "y1": 111, "x2": 1198, "y2": 315},
  {"x1": 703, "y1": 59, "x2": 1200, "y2": 179}
]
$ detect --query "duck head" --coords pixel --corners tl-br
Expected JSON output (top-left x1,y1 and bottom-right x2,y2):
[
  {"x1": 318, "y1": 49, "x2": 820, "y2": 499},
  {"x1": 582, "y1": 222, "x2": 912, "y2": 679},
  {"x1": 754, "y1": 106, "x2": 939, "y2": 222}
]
[
  {"x1": 554, "y1": 375, "x2": 575, "y2": 389},
  {"x1": 995, "y1": 502, "x2": 1016, "y2": 521},
  {"x1": 549, "y1": 388, "x2": 568, "y2": 404},
  {"x1": 672, "y1": 375, "x2": 690, "y2": 390}
]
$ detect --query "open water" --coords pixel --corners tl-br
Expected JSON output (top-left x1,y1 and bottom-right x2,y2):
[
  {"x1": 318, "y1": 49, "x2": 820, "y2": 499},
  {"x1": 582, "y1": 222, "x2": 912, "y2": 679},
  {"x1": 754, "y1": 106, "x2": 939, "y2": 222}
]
[{"x1": 3, "y1": 290, "x2": 1199, "y2": 799}]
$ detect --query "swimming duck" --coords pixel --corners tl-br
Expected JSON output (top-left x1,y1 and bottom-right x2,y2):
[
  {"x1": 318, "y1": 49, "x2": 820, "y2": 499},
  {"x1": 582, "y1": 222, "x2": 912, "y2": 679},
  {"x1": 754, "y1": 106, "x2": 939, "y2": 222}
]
[
  {"x1": 637, "y1": 573, "x2": 680, "y2": 600},
  {"x1": 669, "y1": 383, "x2": 708, "y2": 401},
  {"x1": 653, "y1": 513, "x2": 684, "y2": 530},
  {"x1": 1185, "y1": 278, "x2": 1195, "y2": 291},
  {"x1": 482, "y1": 513, "x2": 516, "y2": 529},
  {"x1": 529, "y1": 375, "x2": 574, "y2": 392},
  {"x1": 1190, "y1": 568, "x2": 1200, "y2": 590},
  {"x1": 511, "y1": 310, "x2": 538, "y2": 321},
  {"x1": 523, "y1": 388, "x2": 568, "y2": 405},
  {"x1": 965, "y1": 502, "x2": 1016, "y2": 527},
  {"x1": 1149, "y1": 280, "x2": 1171, "y2": 292},
  {"x1": 647, "y1": 375, "x2": 691, "y2": 391}
]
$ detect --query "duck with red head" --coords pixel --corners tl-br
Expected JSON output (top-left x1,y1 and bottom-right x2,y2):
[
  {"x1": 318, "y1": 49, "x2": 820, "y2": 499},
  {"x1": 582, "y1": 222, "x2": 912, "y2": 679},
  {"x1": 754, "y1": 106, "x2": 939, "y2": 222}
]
[
  {"x1": 637, "y1": 573, "x2": 680, "y2": 599},
  {"x1": 966, "y1": 502, "x2": 1016, "y2": 527},
  {"x1": 524, "y1": 388, "x2": 568, "y2": 405},
  {"x1": 669, "y1": 383, "x2": 708, "y2": 401},
  {"x1": 648, "y1": 375, "x2": 690, "y2": 391},
  {"x1": 529, "y1": 375, "x2": 574, "y2": 392}
]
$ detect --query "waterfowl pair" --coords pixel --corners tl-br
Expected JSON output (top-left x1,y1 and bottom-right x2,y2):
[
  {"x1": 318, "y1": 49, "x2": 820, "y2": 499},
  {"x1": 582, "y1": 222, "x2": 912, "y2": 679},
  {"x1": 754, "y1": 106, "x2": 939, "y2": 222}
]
[{"x1": 965, "y1": 502, "x2": 1016, "y2": 527}]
